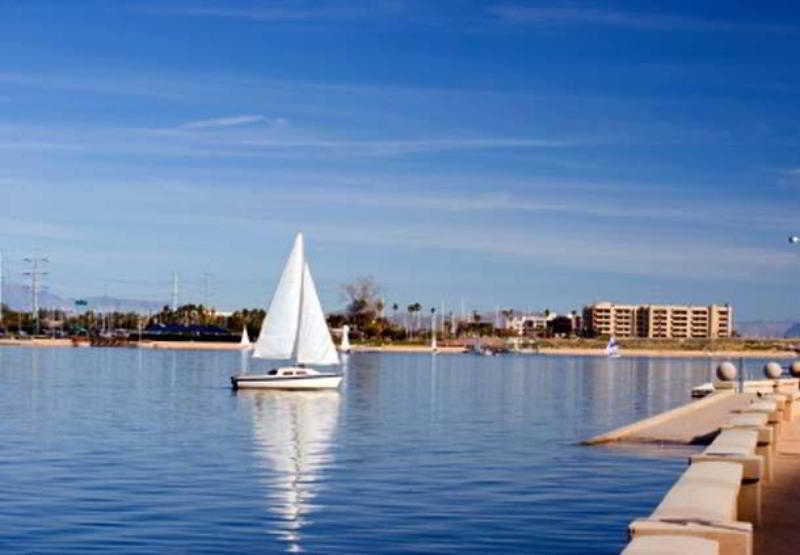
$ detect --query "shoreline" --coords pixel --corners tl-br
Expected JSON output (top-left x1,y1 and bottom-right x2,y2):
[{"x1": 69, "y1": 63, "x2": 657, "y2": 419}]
[{"x1": 0, "y1": 338, "x2": 797, "y2": 358}]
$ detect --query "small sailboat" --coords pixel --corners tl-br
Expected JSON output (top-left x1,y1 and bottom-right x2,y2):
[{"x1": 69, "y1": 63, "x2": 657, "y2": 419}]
[
  {"x1": 240, "y1": 325, "x2": 253, "y2": 349},
  {"x1": 231, "y1": 233, "x2": 343, "y2": 390},
  {"x1": 339, "y1": 324, "x2": 351, "y2": 354},
  {"x1": 606, "y1": 336, "x2": 621, "y2": 358}
]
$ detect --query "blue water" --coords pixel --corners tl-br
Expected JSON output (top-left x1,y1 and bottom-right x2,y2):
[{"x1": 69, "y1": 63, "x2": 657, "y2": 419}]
[{"x1": 0, "y1": 347, "x2": 771, "y2": 553}]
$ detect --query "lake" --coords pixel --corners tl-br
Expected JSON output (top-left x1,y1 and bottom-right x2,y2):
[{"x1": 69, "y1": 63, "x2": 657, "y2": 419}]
[{"x1": 0, "y1": 347, "x2": 769, "y2": 553}]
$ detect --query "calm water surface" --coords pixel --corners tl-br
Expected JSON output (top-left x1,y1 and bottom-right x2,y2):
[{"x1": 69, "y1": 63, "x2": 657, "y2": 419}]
[{"x1": 0, "y1": 347, "x2": 771, "y2": 553}]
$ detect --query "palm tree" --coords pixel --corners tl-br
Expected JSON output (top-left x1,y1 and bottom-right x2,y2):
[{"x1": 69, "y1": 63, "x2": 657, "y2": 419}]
[{"x1": 412, "y1": 303, "x2": 422, "y2": 332}]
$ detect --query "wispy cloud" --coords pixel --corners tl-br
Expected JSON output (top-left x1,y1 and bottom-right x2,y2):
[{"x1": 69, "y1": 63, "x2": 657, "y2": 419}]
[
  {"x1": 238, "y1": 136, "x2": 574, "y2": 156},
  {"x1": 0, "y1": 71, "x2": 185, "y2": 100},
  {"x1": 777, "y1": 168, "x2": 800, "y2": 186},
  {"x1": 489, "y1": 5, "x2": 796, "y2": 33},
  {"x1": 251, "y1": 216, "x2": 796, "y2": 283},
  {"x1": 0, "y1": 120, "x2": 575, "y2": 160},
  {"x1": 179, "y1": 114, "x2": 269, "y2": 129},
  {"x1": 137, "y1": 1, "x2": 403, "y2": 23},
  {"x1": 0, "y1": 217, "x2": 83, "y2": 241}
]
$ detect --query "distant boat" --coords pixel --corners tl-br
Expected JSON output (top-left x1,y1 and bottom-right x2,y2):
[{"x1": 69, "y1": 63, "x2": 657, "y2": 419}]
[
  {"x1": 469, "y1": 336, "x2": 493, "y2": 356},
  {"x1": 240, "y1": 325, "x2": 253, "y2": 349},
  {"x1": 230, "y1": 233, "x2": 343, "y2": 390},
  {"x1": 339, "y1": 324, "x2": 351, "y2": 354},
  {"x1": 606, "y1": 336, "x2": 621, "y2": 358}
]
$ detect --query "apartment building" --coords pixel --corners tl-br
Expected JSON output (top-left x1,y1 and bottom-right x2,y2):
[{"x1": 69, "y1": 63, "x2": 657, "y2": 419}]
[
  {"x1": 583, "y1": 302, "x2": 733, "y2": 339},
  {"x1": 582, "y1": 302, "x2": 640, "y2": 338}
]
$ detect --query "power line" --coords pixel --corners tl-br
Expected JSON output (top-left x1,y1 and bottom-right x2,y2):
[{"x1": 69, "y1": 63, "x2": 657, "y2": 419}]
[{"x1": 23, "y1": 256, "x2": 49, "y2": 335}]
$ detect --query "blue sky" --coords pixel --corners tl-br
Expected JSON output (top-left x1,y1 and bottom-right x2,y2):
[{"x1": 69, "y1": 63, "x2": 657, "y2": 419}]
[{"x1": 1, "y1": 1, "x2": 799, "y2": 320}]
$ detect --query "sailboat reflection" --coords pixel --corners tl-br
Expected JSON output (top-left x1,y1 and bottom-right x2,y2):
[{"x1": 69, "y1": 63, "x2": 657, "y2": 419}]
[{"x1": 245, "y1": 390, "x2": 340, "y2": 552}]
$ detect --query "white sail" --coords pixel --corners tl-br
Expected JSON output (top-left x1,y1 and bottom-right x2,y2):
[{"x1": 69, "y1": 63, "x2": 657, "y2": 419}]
[
  {"x1": 431, "y1": 314, "x2": 437, "y2": 350},
  {"x1": 240, "y1": 325, "x2": 251, "y2": 346},
  {"x1": 340, "y1": 325, "x2": 351, "y2": 351},
  {"x1": 253, "y1": 233, "x2": 304, "y2": 359},
  {"x1": 294, "y1": 262, "x2": 340, "y2": 366},
  {"x1": 606, "y1": 337, "x2": 620, "y2": 357}
]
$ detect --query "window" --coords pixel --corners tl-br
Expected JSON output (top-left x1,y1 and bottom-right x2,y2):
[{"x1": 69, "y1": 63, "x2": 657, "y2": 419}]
[{"x1": 267, "y1": 369, "x2": 278, "y2": 376}]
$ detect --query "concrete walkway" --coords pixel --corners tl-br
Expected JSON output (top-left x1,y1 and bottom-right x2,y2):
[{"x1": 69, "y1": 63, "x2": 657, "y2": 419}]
[
  {"x1": 756, "y1": 417, "x2": 800, "y2": 555},
  {"x1": 625, "y1": 393, "x2": 754, "y2": 444}
]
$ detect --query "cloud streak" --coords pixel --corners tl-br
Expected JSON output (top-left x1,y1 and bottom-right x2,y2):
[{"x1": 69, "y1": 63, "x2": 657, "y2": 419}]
[
  {"x1": 138, "y1": 1, "x2": 402, "y2": 23},
  {"x1": 179, "y1": 114, "x2": 268, "y2": 129},
  {"x1": 489, "y1": 5, "x2": 797, "y2": 33}
]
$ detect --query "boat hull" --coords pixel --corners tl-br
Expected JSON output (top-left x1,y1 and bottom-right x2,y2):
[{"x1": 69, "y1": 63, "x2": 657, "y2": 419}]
[{"x1": 231, "y1": 374, "x2": 343, "y2": 390}]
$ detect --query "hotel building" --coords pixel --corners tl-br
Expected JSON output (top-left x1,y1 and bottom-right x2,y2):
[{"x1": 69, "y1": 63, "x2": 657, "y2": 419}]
[{"x1": 582, "y1": 302, "x2": 733, "y2": 339}]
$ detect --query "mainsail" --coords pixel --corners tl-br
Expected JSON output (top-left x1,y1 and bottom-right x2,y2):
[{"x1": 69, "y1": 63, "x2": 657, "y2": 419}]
[
  {"x1": 253, "y1": 233, "x2": 339, "y2": 366},
  {"x1": 240, "y1": 325, "x2": 251, "y2": 346},
  {"x1": 253, "y1": 233, "x2": 304, "y2": 359},
  {"x1": 340, "y1": 325, "x2": 351, "y2": 351}
]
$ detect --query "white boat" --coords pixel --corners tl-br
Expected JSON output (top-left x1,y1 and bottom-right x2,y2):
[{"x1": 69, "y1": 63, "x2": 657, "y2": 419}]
[
  {"x1": 691, "y1": 382, "x2": 715, "y2": 398},
  {"x1": 240, "y1": 325, "x2": 253, "y2": 349},
  {"x1": 339, "y1": 324, "x2": 351, "y2": 353},
  {"x1": 470, "y1": 337, "x2": 493, "y2": 356},
  {"x1": 231, "y1": 233, "x2": 343, "y2": 390},
  {"x1": 606, "y1": 336, "x2": 621, "y2": 358}
]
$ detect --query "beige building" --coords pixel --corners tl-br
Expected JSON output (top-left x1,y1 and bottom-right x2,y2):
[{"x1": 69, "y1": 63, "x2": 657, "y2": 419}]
[
  {"x1": 506, "y1": 312, "x2": 562, "y2": 336},
  {"x1": 582, "y1": 302, "x2": 733, "y2": 339}
]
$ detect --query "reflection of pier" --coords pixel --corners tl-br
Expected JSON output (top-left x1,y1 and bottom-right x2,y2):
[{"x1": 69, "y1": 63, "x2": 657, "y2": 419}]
[{"x1": 244, "y1": 390, "x2": 340, "y2": 551}]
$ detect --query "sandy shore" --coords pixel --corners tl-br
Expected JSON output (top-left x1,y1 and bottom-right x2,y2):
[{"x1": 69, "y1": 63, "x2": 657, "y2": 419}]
[{"x1": 0, "y1": 339, "x2": 796, "y2": 359}]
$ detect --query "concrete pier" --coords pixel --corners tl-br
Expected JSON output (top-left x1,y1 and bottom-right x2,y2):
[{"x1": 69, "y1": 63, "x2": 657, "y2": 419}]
[
  {"x1": 585, "y1": 391, "x2": 753, "y2": 445},
  {"x1": 604, "y1": 372, "x2": 800, "y2": 554}
]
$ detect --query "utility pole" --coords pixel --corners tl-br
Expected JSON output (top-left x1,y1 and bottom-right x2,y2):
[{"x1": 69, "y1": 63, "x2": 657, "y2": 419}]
[
  {"x1": 23, "y1": 256, "x2": 48, "y2": 335},
  {"x1": 171, "y1": 272, "x2": 179, "y2": 311}
]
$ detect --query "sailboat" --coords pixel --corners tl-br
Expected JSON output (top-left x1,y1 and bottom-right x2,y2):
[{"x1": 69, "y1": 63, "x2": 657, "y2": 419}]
[
  {"x1": 339, "y1": 324, "x2": 351, "y2": 354},
  {"x1": 231, "y1": 233, "x2": 343, "y2": 390},
  {"x1": 606, "y1": 336, "x2": 621, "y2": 358},
  {"x1": 240, "y1": 325, "x2": 253, "y2": 349}
]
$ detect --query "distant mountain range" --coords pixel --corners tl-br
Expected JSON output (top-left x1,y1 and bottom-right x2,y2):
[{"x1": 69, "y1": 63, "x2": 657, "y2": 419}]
[
  {"x1": 1, "y1": 281, "x2": 165, "y2": 313},
  {"x1": 735, "y1": 320, "x2": 798, "y2": 339}
]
